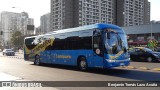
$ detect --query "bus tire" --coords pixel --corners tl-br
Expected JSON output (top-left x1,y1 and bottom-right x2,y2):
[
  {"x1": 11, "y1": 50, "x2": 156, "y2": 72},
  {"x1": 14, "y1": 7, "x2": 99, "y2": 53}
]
[
  {"x1": 78, "y1": 57, "x2": 88, "y2": 70},
  {"x1": 34, "y1": 55, "x2": 41, "y2": 65}
]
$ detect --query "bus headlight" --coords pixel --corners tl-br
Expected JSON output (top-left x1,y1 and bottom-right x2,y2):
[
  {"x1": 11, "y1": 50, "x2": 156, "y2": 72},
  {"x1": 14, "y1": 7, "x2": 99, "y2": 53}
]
[{"x1": 107, "y1": 60, "x2": 116, "y2": 62}]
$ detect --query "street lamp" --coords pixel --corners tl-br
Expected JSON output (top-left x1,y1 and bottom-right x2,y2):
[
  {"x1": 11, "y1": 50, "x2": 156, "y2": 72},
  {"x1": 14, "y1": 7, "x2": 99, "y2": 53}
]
[
  {"x1": 150, "y1": 22, "x2": 153, "y2": 40},
  {"x1": 12, "y1": 7, "x2": 25, "y2": 12}
]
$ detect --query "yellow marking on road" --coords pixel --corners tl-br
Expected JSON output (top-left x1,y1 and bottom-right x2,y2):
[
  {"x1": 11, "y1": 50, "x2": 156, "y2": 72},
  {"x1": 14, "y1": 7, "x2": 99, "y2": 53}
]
[
  {"x1": 139, "y1": 67, "x2": 150, "y2": 70},
  {"x1": 120, "y1": 66, "x2": 126, "y2": 68},
  {"x1": 152, "y1": 68, "x2": 160, "y2": 71},
  {"x1": 122, "y1": 66, "x2": 160, "y2": 72},
  {"x1": 127, "y1": 66, "x2": 136, "y2": 69}
]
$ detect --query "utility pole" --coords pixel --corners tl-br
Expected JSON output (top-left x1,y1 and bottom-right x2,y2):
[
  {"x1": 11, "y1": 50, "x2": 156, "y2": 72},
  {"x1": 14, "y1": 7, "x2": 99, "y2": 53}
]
[{"x1": 150, "y1": 22, "x2": 153, "y2": 41}]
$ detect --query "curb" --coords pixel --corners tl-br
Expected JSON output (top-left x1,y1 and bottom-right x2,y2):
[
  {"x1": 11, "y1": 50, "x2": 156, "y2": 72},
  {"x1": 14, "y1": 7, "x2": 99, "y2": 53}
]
[
  {"x1": 127, "y1": 66, "x2": 136, "y2": 69},
  {"x1": 125, "y1": 66, "x2": 160, "y2": 72},
  {"x1": 152, "y1": 68, "x2": 160, "y2": 71},
  {"x1": 139, "y1": 67, "x2": 150, "y2": 70}
]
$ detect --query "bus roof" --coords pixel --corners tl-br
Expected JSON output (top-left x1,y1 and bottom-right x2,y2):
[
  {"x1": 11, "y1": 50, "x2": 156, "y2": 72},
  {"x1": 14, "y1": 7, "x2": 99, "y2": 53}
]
[{"x1": 46, "y1": 23, "x2": 124, "y2": 35}]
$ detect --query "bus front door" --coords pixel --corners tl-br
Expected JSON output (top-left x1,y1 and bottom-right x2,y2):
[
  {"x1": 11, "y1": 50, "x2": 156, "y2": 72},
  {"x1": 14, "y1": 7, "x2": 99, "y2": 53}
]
[{"x1": 93, "y1": 30, "x2": 104, "y2": 68}]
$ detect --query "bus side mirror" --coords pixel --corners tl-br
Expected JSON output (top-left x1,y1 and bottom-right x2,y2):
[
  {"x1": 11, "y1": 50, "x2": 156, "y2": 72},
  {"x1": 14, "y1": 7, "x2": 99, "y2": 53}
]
[
  {"x1": 124, "y1": 47, "x2": 127, "y2": 53},
  {"x1": 107, "y1": 33, "x2": 110, "y2": 39}
]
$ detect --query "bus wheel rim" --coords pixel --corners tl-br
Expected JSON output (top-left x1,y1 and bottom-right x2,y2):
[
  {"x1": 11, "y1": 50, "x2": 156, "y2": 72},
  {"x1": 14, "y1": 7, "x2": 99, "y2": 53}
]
[{"x1": 80, "y1": 60, "x2": 86, "y2": 69}]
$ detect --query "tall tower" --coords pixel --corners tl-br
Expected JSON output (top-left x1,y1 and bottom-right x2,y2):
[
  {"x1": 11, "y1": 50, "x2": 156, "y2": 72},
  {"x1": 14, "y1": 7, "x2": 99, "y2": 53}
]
[
  {"x1": 40, "y1": 13, "x2": 50, "y2": 34},
  {"x1": 116, "y1": 0, "x2": 150, "y2": 27},
  {"x1": 51, "y1": 0, "x2": 116, "y2": 31}
]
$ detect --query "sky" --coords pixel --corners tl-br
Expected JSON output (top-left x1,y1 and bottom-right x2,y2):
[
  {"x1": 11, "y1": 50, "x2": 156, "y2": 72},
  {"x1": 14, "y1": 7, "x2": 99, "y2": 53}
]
[
  {"x1": 148, "y1": 0, "x2": 160, "y2": 21},
  {"x1": 0, "y1": 0, "x2": 159, "y2": 27},
  {"x1": 0, "y1": 0, "x2": 50, "y2": 27}
]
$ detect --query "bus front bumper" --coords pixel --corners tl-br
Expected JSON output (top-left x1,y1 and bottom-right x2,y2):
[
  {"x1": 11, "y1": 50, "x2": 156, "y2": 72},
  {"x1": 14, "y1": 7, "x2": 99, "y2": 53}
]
[{"x1": 104, "y1": 58, "x2": 130, "y2": 68}]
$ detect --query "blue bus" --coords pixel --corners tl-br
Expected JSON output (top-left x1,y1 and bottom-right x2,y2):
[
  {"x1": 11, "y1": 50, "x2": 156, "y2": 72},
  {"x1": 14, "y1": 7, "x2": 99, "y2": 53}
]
[{"x1": 24, "y1": 23, "x2": 130, "y2": 70}]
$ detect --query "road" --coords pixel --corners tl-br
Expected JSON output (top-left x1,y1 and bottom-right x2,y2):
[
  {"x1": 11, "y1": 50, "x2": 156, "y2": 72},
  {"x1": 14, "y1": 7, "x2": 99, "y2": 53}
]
[{"x1": 0, "y1": 53, "x2": 160, "y2": 90}]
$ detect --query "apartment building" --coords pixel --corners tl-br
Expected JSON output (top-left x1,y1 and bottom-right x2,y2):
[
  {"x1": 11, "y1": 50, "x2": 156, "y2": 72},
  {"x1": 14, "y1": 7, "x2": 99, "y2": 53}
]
[
  {"x1": 40, "y1": 13, "x2": 50, "y2": 34},
  {"x1": 50, "y1": 0, "x2": 150, "y2": 31},
  {"x1": 0, "y1": 11, "x2": 34, "y2": 47},
  {"x1": 51, "y1": 0, "x2": 115, "y2": 31},
  {"x1": 116, "y1": 0, "x2": 150, "y2": 27}
]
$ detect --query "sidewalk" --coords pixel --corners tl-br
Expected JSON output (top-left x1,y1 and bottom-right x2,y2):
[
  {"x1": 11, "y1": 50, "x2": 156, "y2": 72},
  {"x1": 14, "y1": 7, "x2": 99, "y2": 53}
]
[
  {"x1": 0, "y1": 72, "x2": 59, "y2": 90},
  {"x1": 0, "y1": 72, "x2": 22, "y2": 81}
]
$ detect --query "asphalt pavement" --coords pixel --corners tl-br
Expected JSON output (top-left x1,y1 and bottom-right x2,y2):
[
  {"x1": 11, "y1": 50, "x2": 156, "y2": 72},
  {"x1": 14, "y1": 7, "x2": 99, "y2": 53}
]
[
  {"x1": 1, "y1": 52, "x2": 160, "y2": 72},
  {"x1": 0, "y1": 52, "x2": 160, "y2": 90}
]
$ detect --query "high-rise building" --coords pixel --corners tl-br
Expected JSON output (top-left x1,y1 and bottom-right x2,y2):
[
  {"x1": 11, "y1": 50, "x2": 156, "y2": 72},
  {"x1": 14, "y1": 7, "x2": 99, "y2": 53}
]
[
  {"x1": 116, "y1": 0, "x2": 150, "y2": 27},
  {"x1": 17, "y1": 12, "x2": 34, "y2": 35},
  {"x1": 0, "y1": 11, "x2": 34, "y2": 48},
  {"x1": 51, "y1": 0, "x2": 115, "y2": 31},
  {"x1": 0, "y1": 11, "x2": 20, "y2": 47},
  {"x1": 50, "y1": 0, "x2": 150, "y2": 31},
  {"x1": 35, "y1": 26, "x2": 41, "y2": 35},
  {"x1": 40, "y1": 13, "x2": 50, "y2": 34},
  {"x1": 144, "y1": 0, "x2": 150, "y2": 24}
]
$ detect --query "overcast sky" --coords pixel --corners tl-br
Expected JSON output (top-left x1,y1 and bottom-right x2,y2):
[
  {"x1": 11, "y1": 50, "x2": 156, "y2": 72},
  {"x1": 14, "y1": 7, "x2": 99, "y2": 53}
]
[
  {"x1": 0, "y1": 0, "x2": 50, "y2": 27},
  {"x1": 0, "y1": 0, "x2": 159, "y2": 27}
]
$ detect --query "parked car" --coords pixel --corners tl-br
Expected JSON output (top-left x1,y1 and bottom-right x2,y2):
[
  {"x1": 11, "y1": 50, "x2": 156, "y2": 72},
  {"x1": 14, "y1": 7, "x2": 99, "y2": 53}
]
[
  {"x1": 2, "y1": 49, "x2": 15, "y2": 56},
  {"x1": 129, "y1": 47, "x2": 160, "y2": 62}
]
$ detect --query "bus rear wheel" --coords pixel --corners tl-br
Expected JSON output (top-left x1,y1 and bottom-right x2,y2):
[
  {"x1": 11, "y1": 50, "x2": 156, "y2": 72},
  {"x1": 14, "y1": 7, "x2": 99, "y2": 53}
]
[
  {"x1": 34, "y1": 55, "x2": 40, "y2": 65},
  {"x1": 78, "y1": 57, "x2": 88, "y2": 70}
]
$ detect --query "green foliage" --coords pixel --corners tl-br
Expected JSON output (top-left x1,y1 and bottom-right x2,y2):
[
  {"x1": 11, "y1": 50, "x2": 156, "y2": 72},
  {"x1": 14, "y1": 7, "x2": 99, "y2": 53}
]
[
  {"x1": 148, "y1": 39, "x2": 158, "y2": 49},
  {"x1": 11, "y1": 31, "x2": 24, "y2": 48}
]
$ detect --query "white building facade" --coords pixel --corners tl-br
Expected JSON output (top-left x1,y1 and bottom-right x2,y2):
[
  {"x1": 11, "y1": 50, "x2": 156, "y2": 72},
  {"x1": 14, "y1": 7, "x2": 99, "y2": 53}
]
[
  {"x1": 0, "y1": 11, "x2": 34, "y2": 48},
  {"x1": 40, "y1": 13, "x2": 50, "y2": 34}
]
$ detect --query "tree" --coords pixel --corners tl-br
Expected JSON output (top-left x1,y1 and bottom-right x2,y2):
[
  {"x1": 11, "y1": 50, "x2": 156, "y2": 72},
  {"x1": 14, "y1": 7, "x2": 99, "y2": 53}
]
[
  {"x1": 11, "y1": 31, "x2": 24, "y2": 49},
  {"x1": 148, "y1": 39, "x2": 158, "y2": 50}
]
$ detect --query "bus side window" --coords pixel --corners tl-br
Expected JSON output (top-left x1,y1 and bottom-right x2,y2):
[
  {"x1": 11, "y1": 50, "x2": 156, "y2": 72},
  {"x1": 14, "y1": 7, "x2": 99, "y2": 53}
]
[
  {"x1": 79, "y1": 31, "x2": 92, "y2": 49},
  {"x1": 66, "y1": 32, "x2": 80, "y2": 50}
]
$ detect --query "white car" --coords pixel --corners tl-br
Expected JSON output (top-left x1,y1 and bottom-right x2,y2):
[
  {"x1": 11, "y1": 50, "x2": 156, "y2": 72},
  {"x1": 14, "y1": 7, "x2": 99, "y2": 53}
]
[{"x1": 2, "y1": 49, "x2": 15, "y2": 56}]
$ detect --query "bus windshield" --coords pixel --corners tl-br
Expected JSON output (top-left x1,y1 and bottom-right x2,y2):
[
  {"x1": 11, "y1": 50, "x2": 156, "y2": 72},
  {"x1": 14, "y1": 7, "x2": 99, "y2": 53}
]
[{"x1": 105, "y1": 32, "x2": 127, "y2": 54}]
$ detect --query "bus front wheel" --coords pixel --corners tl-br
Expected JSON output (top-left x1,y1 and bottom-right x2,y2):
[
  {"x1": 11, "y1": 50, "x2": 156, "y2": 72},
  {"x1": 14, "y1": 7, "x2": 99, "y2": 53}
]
[
  {"x1": 34, "y1": 55, "x2": 40, "y2": 65},
  {"x1": 78, "y1": 57, "x2": 88, "y2": 70}
]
